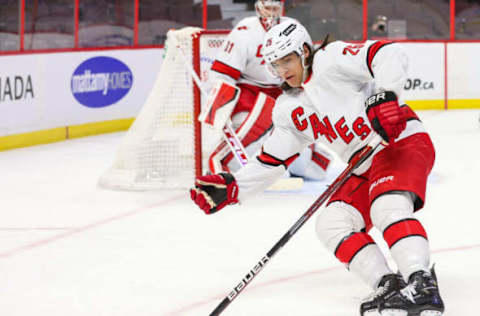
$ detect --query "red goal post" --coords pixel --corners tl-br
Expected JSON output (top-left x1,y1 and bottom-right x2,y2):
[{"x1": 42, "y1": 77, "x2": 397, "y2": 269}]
[
  {"x1": 192, "y1": 29, "x2": 230, "y2": 179},
  {"x1": 99, "y1": 27, "x2": 230, "y2": 190}
]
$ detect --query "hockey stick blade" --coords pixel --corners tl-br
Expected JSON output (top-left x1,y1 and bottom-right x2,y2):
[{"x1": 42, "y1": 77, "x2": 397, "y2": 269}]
[{"x1": 209, "y1": 134, "x2": 383, "y2": 316}]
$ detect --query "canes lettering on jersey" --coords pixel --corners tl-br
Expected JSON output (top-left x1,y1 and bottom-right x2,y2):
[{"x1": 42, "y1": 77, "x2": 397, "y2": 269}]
[
  {"x1": 352, "y1": 117, "x2": 372, "y2": 140},
  {"x1": 308, "y1": 113, "x2": 337, "y2": 143},
  {"x1": 291, "y1": 106, "x2": 372, "y2": 144}
]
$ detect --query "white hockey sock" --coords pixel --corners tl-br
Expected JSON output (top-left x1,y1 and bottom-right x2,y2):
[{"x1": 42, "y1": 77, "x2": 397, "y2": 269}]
[
  {"x1": 392, "y1": 236, "x2": 430, "y2": 281},
  {"x1": 371, "y1": 192, "x2": 430, "y2": 281},
  {"x1": 349, "y1": 244, "x2": 393, "y2": 289},
  {"x1": 316, "y1": 201, "x2": 392, "y2": 289}
]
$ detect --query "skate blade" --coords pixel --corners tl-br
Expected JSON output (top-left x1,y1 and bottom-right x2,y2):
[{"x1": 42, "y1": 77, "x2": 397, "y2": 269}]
[
  {"x1": 380, "y1": 309, "x2": 407, "y2": 316},
  {"x1": 420, "y1": 311, "x2": 442, "y2": 316}
]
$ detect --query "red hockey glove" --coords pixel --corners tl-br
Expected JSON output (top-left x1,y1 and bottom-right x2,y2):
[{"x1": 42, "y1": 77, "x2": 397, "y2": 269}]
[
  {"x1": 365, "y1": 91, "x2": 406, "y2": 143},
  {"x1": 190, "y1": 173, "x2": 239, "y2": 215}
]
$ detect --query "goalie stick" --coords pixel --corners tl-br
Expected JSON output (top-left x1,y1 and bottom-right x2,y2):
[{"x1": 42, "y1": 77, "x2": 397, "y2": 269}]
[{"x1": 209, "y1": 134, "x2": 384, "y2": 316}]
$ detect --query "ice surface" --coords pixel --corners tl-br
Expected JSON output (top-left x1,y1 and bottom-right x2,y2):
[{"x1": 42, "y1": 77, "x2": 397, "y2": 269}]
[{"x1": 0, "y1": 109, "x2": 478, "y2": 316}]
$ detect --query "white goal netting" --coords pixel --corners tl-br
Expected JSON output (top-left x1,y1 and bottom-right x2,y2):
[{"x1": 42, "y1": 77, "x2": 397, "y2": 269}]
[{"x1": 99, "y1": 27, "x2": 228, "y2": 190}]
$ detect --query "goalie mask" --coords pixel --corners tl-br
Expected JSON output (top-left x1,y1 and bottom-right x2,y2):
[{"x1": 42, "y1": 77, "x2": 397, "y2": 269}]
[
  {"x1": 262, "y1": 21, "x2": 313, "y2": 78},
  {"x1": 255, "y1": 0, "x2": 283, "y2": 31}
]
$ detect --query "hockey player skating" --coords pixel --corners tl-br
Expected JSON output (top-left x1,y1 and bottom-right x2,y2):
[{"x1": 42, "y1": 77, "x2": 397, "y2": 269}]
[
  {"x1": 191, "y1": 20, "x2": 444, "y2": 316},
  {"x1": 204, "y1": 0, "x2": 332, "y2": 179}
]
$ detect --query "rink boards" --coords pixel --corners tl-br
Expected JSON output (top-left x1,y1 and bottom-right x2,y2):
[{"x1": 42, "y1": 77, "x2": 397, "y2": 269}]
[{"x1": 0, "y1": 42, "x2": 479, "y2": 150}]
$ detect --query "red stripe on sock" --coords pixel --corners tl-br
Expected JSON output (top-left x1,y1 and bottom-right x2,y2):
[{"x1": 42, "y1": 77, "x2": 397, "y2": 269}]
[
  {"x1": 383, "y1": 219, "x2": 428, "y2": 248},
  {"x1": 335, "y1": 232, "x2": 375, "y2": 264}
]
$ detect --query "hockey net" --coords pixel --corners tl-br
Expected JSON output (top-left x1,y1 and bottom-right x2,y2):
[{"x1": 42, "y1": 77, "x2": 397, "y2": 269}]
[{"x1": 99, "y1": 27, "x2": 229, "y2": 190}]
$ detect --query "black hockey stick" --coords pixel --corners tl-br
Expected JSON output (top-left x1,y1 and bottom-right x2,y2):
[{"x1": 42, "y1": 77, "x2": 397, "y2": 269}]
[{"x1": 209, "y1": 135, "x2": 384, "y2": 316}]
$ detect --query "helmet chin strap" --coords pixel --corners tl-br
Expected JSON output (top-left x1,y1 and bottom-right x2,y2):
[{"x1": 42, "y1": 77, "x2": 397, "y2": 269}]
[{"x1": 300, "y1": 54, "x2": 309, "y2": 83}]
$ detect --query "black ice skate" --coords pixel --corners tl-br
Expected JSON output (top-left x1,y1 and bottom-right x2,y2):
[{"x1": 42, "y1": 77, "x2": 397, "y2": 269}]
[
  {"x1": 379, "y1": 267, "x2": 444, "y2": 316},
  {"x1": 360, "y1": 273, "x2": 406, "y2": 316}
]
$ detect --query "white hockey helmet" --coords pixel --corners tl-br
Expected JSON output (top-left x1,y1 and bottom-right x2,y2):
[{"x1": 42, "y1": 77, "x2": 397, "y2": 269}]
[
  {"x1": 262, "y1": 21, "x2": 313, "y2": 75},
  {"x1": 255, "y1": 0, "x2": 283, "y2": 31}
]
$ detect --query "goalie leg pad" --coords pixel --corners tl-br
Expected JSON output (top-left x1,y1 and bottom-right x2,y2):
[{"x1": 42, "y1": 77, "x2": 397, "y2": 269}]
[{"x1": 209, "y1": 142, "x2": 232, "y2": 174}]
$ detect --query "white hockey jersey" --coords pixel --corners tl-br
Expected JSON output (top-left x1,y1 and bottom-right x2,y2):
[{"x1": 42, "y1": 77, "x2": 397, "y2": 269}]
[
  {"x1": 234, "y1": 40, "x2": 426, "y2": 201},
  {"x1": 210, "y1": 16, "x2": 295, "y2": 87}
]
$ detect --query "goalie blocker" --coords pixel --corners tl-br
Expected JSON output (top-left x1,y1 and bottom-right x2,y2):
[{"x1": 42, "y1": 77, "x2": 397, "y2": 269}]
[{"x1": 199, "y1": 80, "x2": 240, "y2": 130}]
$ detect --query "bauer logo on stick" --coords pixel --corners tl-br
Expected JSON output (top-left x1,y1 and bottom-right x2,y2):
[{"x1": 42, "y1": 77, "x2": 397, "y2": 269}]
[{"x1": 227, "y1": 255, "x2": 270, "y2": 301}]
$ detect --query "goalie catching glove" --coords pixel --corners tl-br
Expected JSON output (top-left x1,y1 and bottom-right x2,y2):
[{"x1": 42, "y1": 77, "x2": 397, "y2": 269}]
[
  {"x1": 190, "y1": 173, "x2": 239, "y2": 214},
  {"x1": 365, "y1": 91, "x2": 406, "y2": 143}
]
